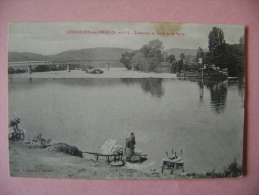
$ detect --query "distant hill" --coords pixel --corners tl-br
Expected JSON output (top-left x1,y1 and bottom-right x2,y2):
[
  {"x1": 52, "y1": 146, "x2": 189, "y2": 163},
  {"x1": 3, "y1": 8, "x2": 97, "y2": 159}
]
[
  {"x1": 9, "y1": 48, "x2": 133, "y2": 68},
  {"x1": 46, "y1": 47, "x2": 133, "y2": 62},
  {"x1": 165, "y1": 48, "x2": 208, "y2": 60},
  {"x1": 8, "y1": 47, "x2": 208, "y2": 67},
  {"x1": 8, "y1": 52, "x2": 46, "y2": 62}
]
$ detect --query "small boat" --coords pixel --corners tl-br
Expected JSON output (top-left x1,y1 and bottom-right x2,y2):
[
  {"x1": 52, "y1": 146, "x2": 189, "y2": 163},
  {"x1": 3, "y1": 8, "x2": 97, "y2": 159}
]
[{"x1": 85, "y1": 67, "x2": 103, "y2": 74}]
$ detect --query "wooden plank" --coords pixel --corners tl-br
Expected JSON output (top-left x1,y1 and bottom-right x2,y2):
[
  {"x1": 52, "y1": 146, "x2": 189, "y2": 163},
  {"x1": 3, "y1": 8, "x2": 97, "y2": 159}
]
[
  {"x1": 83, "y1": 151, "x2": 123, "y2": 157},
  {"x1": 97, "y1": 153, "x2": 122, "y2": 157},
  {"x1": 82, "y1": 151, "x2": 99, "y2": 155},
  {"x1": 162, "y1": 157, "x2": 183, "y2": 163}
]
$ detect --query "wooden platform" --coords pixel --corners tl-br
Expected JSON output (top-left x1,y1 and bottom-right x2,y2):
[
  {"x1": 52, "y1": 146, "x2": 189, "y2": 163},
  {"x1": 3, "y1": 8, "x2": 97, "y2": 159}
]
[
  {"x1": 161, "y1": 157, "x2": 185, "y2": 174},
  {"x1": 83, "y1": 151, "x2": 124, "y2": 164}
]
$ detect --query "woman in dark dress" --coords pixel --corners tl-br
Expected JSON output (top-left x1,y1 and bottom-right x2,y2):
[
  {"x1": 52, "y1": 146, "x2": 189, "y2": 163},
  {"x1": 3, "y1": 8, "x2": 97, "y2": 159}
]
[{"x1": 125, "y1": 133, "x2": 136, "y2": 161}]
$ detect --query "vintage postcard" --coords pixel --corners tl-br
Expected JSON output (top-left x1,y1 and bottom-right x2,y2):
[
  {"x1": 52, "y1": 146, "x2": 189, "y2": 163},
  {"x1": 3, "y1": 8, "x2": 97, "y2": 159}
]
[{"x1": 8, "y1": 22, "x2": 245, "y2": 179}]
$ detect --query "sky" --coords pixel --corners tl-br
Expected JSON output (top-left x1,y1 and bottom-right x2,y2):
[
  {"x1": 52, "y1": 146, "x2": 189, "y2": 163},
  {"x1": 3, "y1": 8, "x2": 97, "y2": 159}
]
[{"x1": 8, "y1": 22, "x2": 244, "y2": 55}]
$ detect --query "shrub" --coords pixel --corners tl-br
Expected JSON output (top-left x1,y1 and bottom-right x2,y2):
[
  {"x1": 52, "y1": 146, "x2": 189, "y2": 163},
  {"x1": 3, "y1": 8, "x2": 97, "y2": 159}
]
[{"x1": 206, "y1": 159, "x2": 242, "y2": 178}]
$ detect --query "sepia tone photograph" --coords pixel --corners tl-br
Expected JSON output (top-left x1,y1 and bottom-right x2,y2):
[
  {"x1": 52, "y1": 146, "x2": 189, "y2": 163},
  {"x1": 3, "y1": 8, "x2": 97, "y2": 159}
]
[{"x1": 8, "y1": 22, "x2": 245, "y2": 179}]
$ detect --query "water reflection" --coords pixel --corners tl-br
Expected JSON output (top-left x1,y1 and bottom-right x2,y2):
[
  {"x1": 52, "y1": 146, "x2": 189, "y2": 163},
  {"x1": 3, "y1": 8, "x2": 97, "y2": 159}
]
[
  {"x1": 9, "y1": 78, "x2": 125, "y2": 91},
  {"x1": 228, "y1": 77, "x2": 245, "y2": 106},
  {"x1": 181, "y1": 78, "x2": 228, "y2": 114},
  {"x1": 9, "y1": 77, "x2": 244, "y2": 114},
  {"x1": 121, "y1": 78, "x2": 164, "y2": 98},
  {"x1": 197, "y1": 80, "x2": 204, "y2": 103},
  {"x1": 205, "y1": 79, "x2": 228, "y2": 114}
]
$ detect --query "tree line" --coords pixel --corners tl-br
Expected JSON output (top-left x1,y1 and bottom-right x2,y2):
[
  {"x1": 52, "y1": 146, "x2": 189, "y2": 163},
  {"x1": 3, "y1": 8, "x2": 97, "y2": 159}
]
[
  {"x1": 120, "y1": 27, "x2": 245, "y2": 77},
  {"x1": 195, "y1": 27, "x2": 245, "y2": 77},
  {"x1": 120, "y1": 39, "x2": 164, "y2": 72}
]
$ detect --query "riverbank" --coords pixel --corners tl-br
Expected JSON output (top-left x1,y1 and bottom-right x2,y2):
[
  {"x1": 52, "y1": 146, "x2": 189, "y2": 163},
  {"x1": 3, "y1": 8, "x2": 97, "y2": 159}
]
[
  {"x1": 8, "y1": 68, "x2": 177, "y2": 79},
  {"x1": 9, "y1": 141, "x2": 189, "y2": 179},
  {"x1": 9, "y1": 137, "x2": 242, "y2": 179}
]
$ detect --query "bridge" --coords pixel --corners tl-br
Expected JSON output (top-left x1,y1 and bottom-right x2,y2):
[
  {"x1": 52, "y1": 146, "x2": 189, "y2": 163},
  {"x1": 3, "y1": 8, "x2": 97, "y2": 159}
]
[{"x1": 8, "y1": 59, "x2": 121, "y2": 74}]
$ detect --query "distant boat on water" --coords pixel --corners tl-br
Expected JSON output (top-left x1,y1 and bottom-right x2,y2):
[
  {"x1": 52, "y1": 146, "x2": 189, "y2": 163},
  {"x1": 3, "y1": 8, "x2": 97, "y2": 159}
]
[{"x1": 85, "y1": 67, "x2": 104, "y2": 74}]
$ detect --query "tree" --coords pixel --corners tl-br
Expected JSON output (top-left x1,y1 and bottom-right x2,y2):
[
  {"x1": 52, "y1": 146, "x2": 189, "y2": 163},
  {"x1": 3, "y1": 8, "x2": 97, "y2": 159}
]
[
  {"x1": 139, "y1": 39, "x2": 164, "y2": 71},
  {"x1": 208, "y1": 43, "x2": 244, "y2": 77},
  {"x1": 167, "y1": 54, "x2": 176, "y2": 64},
  {"x1": 194, "y1": 47, "x2": 205, "y2": 63},
  {"x1": 120, "y1": 39, "x2": 164, "y2": 72},
  {"x1": 224, "y1": 44, "x2": 244, "y2": 77},
  {"x1": 140, "y1": 39, "x2": 164, "y2": 61},
  {"x1": 180, "y1": 53, "x2": 185, "y2": 60},
  {"x1": 207, "y1": 27, "x2": 227, "y2": 69},
  {"x1": 203, "y1": 51, "x2": 212, "y2": 64},
  {"x1": 147, "y1": 39, "x2": 164, "y2": 50},
  {"x1": 184, "y1": 55, "x2": 195, "y2": 65},
  {"x1": 162, "y1": 52, "x2": 168, "y2": 62},
  {"x1": 171, "y1": 61, "x2": 178, "y2": 73},
  {"x1": 130, "y1": 53, "x2": 157, "y2": 72},
  {"x1": 120, "y1": 51, "x2": 137, "y2": 70},
  {"x1": 166, "y1": 54, "x2": 178, "y2": 72},
  {"x1": 206, "y1": 28, "x2": 244, "y2": 77},
  {"x1": 140, "y1": 44, "x2": 151, "y2": 57},
  {"x1": 130, "y1": 52, "x2": 144, "y2": 71},
  {"x1": 208, "y1": 27, "x2": 225, "y2": 53},
  {"x1": 175, "y1": 53, "x2": 185, "y2": 73},
  {"x1": 196, "y1": 47, "x2": 204, "y2": 58}
]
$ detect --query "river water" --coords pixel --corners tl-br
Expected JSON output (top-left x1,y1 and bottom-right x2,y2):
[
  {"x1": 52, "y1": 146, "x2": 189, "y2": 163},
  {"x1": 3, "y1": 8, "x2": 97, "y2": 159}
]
[{"x1": 8, "y1": 77, "x2": 244, "y2": 174}]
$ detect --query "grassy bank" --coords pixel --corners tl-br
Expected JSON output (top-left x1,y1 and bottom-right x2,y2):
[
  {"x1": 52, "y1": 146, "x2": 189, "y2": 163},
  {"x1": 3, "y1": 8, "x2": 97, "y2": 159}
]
[
  {"x1": 187, "y1": 160, "x2": 242, "y2": 178},
  {"x1": 9, "y1": 141, "x2": 182, "y2": 179},
  {"x1": 9, "y1": 141, "x2": 242, "y2": 179}
]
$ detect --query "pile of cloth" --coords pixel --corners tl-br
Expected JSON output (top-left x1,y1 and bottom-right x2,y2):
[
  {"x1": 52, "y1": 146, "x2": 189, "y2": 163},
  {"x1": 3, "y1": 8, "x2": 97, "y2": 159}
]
[
  {"x1": 100, "y1": 139, "x2": 123, "y2": 154},
  {"x1": 46, "y1": 143, "x2": 83, "y2": 157}
]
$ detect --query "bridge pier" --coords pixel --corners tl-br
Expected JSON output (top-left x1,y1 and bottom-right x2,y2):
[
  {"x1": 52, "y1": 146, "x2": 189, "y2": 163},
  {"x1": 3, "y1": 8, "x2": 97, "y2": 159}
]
[
  {"x1": 67, "y1": 64, "x2": 71, "y2": 72},
  {"x1": 28, "y1": 65, "x2": 32, "y2": 74},
  {"x1": 106, "y1": 63, "x2": 109, "y2": 70}
]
